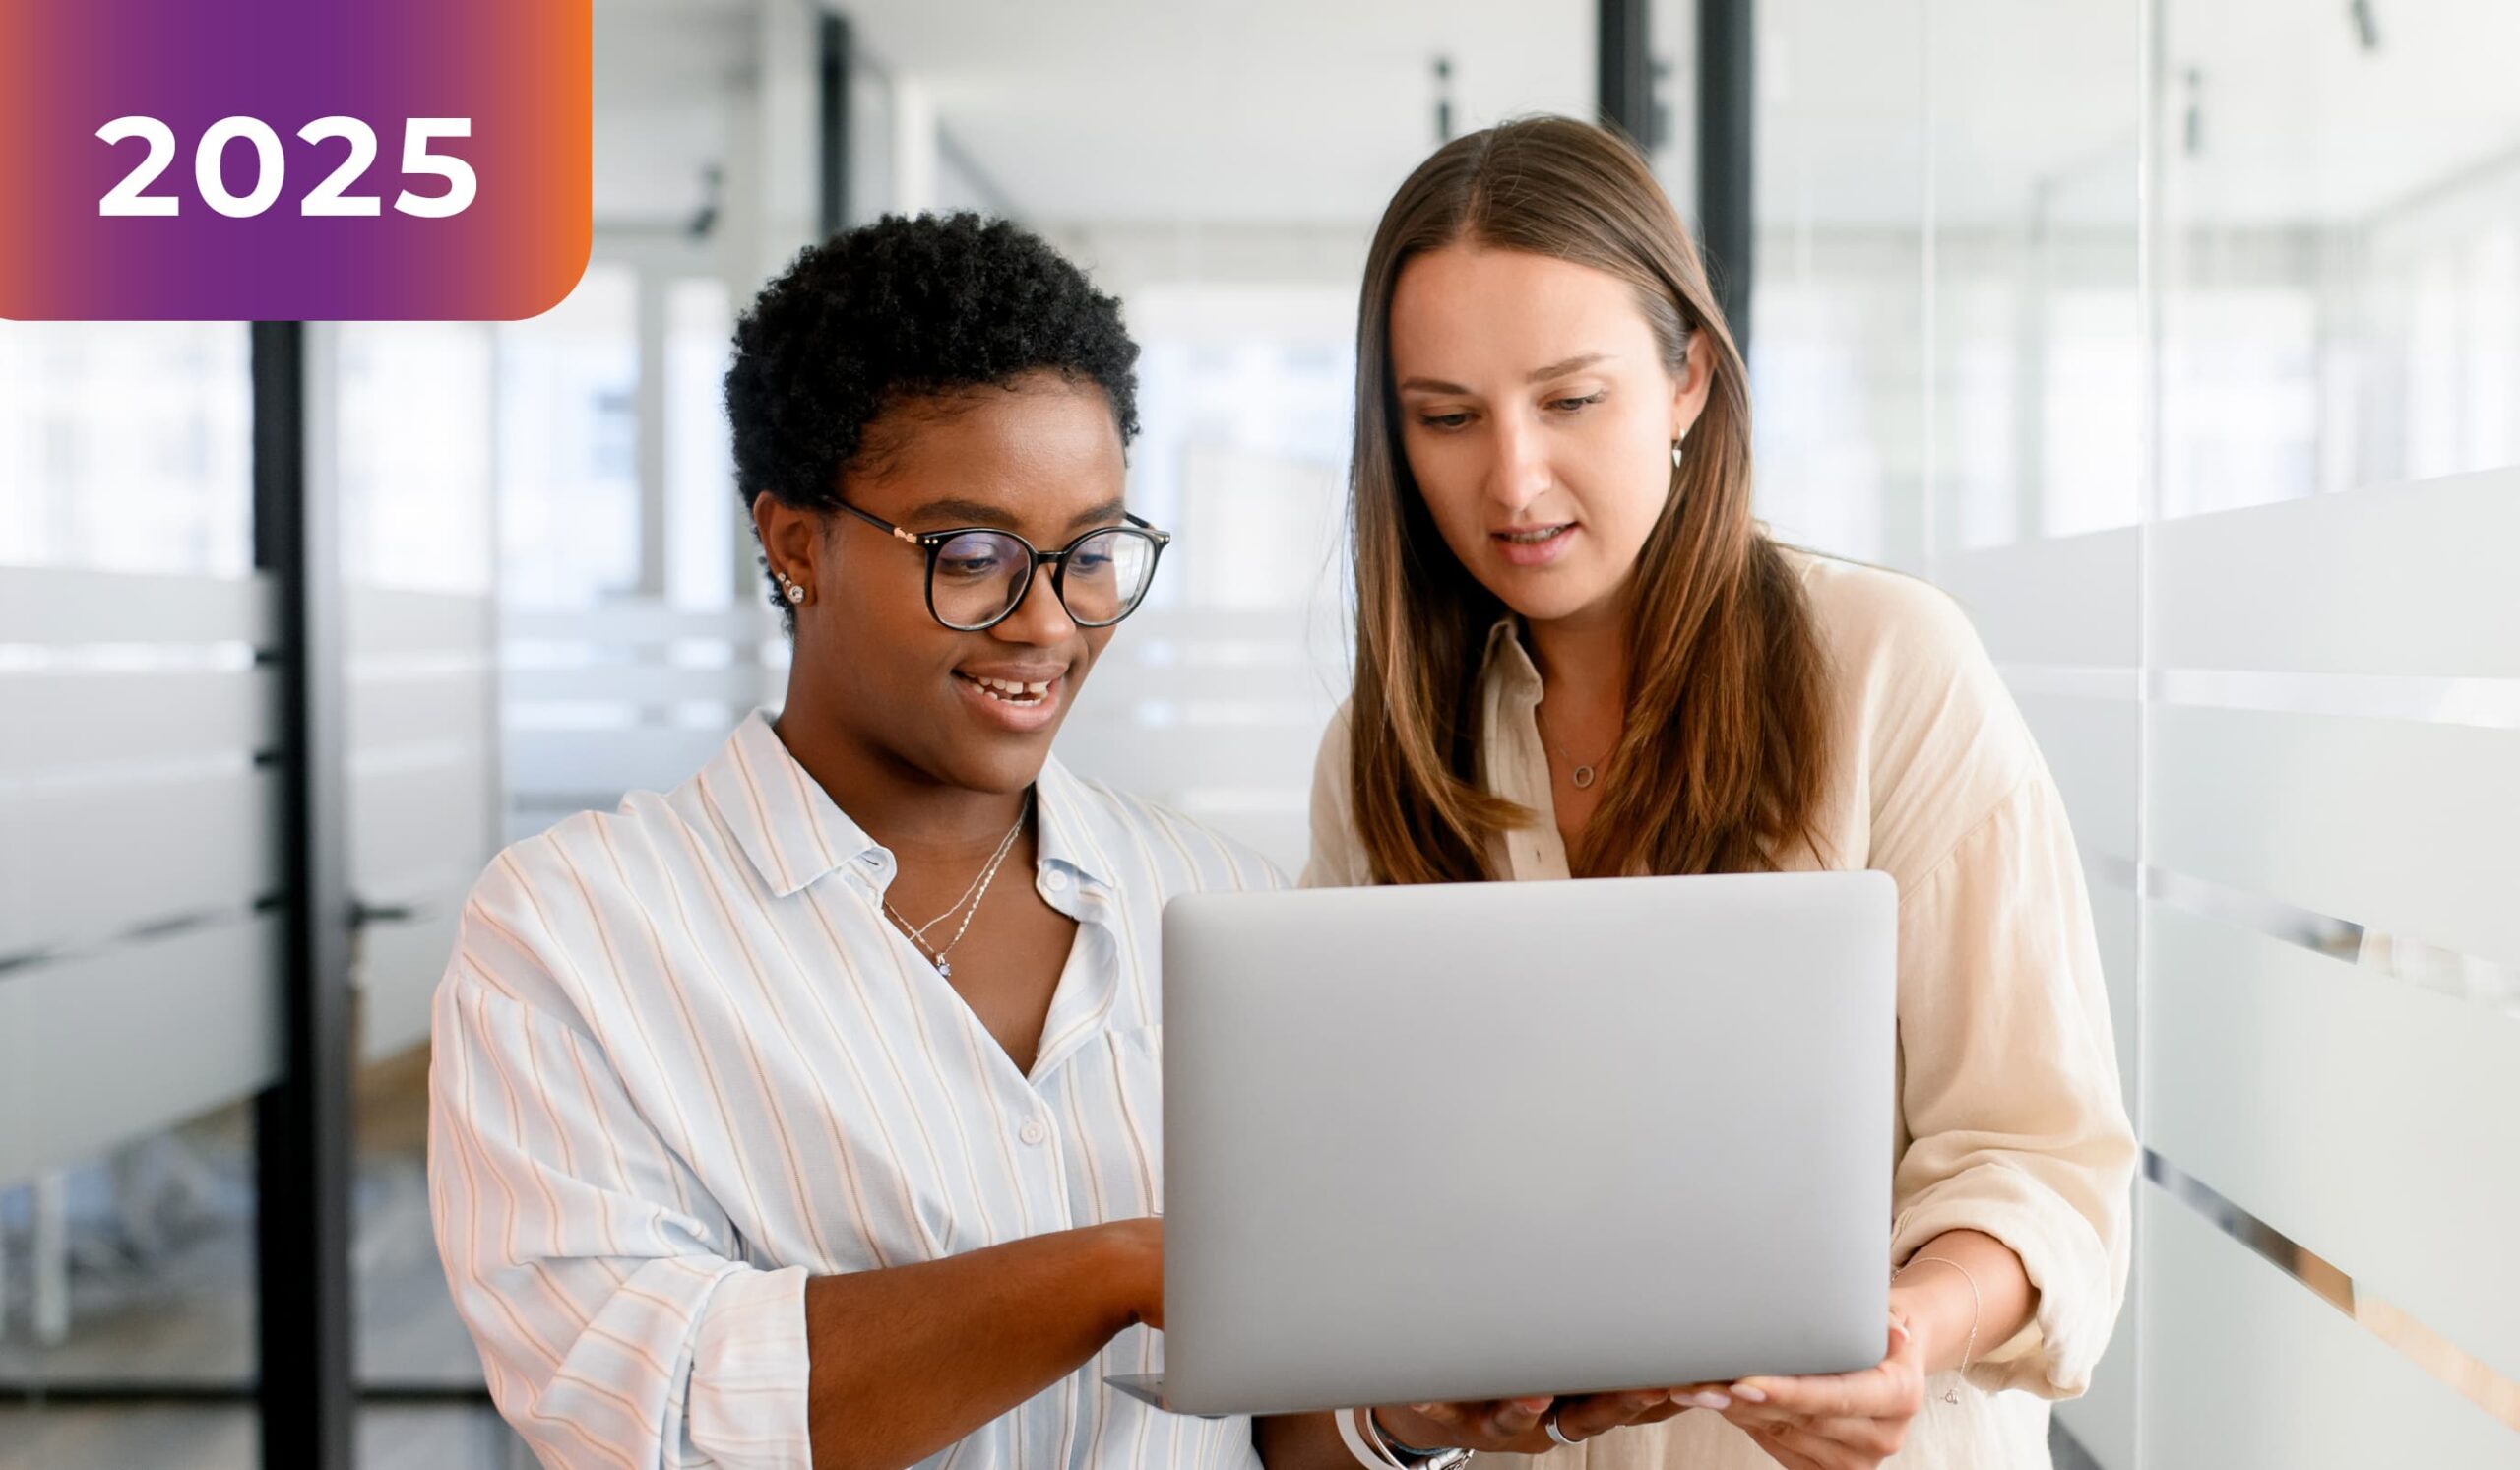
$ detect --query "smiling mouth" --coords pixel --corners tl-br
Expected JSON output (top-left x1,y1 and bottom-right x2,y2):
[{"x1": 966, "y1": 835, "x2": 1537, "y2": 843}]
[
  {"x1": 1496, "y1": 525, "x2": 1574, "y2": 545},
  {"x1": 955, "y1": 671, "x2": 1055, "y2": 706}
]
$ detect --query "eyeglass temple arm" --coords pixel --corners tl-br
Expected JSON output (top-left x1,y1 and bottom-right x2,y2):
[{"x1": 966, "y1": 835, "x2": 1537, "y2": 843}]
[{"x1": 829, "y1": 499, "x2": 920, "y2": 543}]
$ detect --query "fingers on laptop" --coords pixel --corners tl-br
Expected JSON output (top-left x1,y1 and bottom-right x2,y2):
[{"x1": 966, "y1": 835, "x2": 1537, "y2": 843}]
[
  {"x1": 1483, "y1": 1396, "x2": 1552, "y2": 1439},
  {"x1": 1734, "y1": 1420, "x2": 1899, "y2": 1470},
  {"x1": 1714, "y1": 1353, "x2": 1926, "y2": 1466},
  {"x1": 1726, "y1": 1336, "x2": 1924, "y2": 1423},
  {"x1": 1723, "y1": 1413, "x2": 1911, "y2": 1468},
  {"x1": 1399, "y1": 1396, "x2": 1552, "y2": 1448},
  {"x1": 1554, "y1": 1389, "x2": 1688, "y2": 1437},
  {"x1": 1723, "y1": 1370, "x2": 1914, "y2": 1421}
]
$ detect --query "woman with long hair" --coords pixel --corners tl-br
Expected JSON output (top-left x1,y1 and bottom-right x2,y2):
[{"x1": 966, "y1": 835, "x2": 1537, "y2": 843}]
[{"x1": 1285, "y1": 118, "x2": 2136, "y2": 1470}]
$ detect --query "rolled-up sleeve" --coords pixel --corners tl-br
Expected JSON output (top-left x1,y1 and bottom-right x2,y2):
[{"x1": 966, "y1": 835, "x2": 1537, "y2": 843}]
[
  {"x1": 1885, "y1": 770, "x2": 2137, "y2": 1399},
  {"x1": 430, "y1": 943, "x2": 811, "y2": 1468}
]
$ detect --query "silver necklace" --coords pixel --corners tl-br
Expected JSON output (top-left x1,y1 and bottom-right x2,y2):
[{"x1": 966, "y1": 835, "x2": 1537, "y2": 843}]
[
  {"x1": 882, "y1": 805, "x2": 1029, "y2": 981},
  {"x1": 1537, "y1": 711, "x2": 1612, "y2": 791},
  {"x1": 889, "y1": 810, "x2": 1026, "y2": 941}
]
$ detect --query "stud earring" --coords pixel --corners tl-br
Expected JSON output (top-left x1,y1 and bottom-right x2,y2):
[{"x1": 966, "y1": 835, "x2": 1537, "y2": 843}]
[{"x1": 781, "y1": 575, "x2": 808, "y2": 606}]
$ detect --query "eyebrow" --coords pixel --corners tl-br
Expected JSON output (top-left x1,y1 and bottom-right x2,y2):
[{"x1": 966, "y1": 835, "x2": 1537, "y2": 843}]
[
  {"x1": 1396, "y1": 352, "x2": 1614, "y2": 397},
  {"x1": 902, "y1": 496, "x2": 1130, "y2": 533},
  {"x1": 902, "y1": 497, "x2": 1022, "y2": 529}
]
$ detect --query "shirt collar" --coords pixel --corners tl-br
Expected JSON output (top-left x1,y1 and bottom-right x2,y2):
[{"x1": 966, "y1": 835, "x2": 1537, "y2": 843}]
[
  {"x1": 699, "y1": 711, "x2": 878, "y2": 898},
  {"x1": 1480, "y1": 614, "x2": 1544, "y2": 704},
  {"x1": 698, "y1": 710, "x2": 1118, "y2": 900},
  {"x1": 1031, "y1": 753, "x2": 1118, "y2": 895}
]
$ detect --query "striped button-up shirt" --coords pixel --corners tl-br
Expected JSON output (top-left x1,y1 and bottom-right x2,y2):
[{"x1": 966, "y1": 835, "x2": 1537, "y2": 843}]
[{"x1": 429, "y1": 710, "x2": 1285, "y2": 1469}]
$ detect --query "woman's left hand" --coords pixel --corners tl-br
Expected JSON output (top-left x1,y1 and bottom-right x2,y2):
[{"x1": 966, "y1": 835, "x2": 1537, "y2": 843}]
[{"x1": 1712, "y1": 1317, "x2": 1930, "y2": 1470}]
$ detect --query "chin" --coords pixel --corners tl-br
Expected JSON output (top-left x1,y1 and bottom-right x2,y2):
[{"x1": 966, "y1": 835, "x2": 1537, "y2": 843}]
[
  {"x1": 939, "y1": 731, "x2": 1061, "y2": 795},
  {"x1": 1480, "y1": 569, "x2": 1620, "y2": 628}
]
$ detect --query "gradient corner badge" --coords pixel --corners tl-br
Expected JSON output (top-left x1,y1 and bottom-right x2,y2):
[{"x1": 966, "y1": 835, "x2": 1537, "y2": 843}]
[{"x1": 0, "y1": 0, "x2": 592, "y2": 322}]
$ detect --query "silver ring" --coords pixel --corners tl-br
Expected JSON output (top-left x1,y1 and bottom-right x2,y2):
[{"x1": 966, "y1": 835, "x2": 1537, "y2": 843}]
[{"x1": 1544, "y1": 1410, "x2": 1581, "y2": 1447}]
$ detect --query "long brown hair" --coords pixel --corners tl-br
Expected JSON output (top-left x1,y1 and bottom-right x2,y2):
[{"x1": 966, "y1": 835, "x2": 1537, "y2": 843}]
[{"x1": 1347, "y1": 116, "x2": 1833, "y2": 883}]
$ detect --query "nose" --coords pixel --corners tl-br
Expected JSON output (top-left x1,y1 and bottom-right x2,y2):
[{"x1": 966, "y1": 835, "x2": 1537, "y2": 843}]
[
  {"x1": 991, "y1": 559, "x2": 1079, "y2": 645},
  {"x1": 1485, "y1": 409, "x2": 1553, "y2": 515}
]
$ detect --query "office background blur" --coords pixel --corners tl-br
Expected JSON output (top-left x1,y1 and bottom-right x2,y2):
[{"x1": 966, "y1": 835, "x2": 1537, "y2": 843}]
[{"x1": 3, "y1": 0, "x2": 2515, "y2": 1465}]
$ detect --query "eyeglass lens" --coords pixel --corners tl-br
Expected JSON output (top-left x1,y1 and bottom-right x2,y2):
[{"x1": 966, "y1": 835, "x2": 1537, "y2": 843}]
[{"x1": 930, "y1": 527, "x2": 1156, "y2": 629}]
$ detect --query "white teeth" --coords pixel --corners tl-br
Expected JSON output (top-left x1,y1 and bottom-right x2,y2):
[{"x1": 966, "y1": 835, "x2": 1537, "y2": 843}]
[
  {"x1": 1501, "y1": 526, "x2": 1569, "y2": 544},
  {"x1": 963, "y1": 673, "x2": 1053, "y2": 703}
]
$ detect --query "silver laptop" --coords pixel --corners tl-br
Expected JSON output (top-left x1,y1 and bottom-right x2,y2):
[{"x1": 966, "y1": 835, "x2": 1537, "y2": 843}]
[{"x1": 1112, "y1": 870, "x2": 1896, "y2": 1418}]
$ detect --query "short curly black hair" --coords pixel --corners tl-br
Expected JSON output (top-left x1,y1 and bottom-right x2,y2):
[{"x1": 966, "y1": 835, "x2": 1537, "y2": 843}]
[{"x1": 724, "y1": 212, "x2": 1141, "y2": 625}]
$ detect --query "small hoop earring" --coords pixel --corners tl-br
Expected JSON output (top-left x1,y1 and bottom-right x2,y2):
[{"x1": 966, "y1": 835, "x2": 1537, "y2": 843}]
[{"x1": 781, "y1": 576, "x2": 808, "y2": 607}]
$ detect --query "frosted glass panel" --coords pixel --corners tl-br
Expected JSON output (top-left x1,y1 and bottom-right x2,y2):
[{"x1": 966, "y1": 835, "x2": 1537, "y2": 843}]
[
  {"x1": 346, "y1": 586, "x2": 496, "y2": 656},
  {"x1": 0, "y1": 566, "x2": 272, "y2": 646},
  {"x1": 351, "y1": 754, "x2": 497, "y2": 899},
  {"x1": 2147, "y1": 705, "x2": 2520, "y2": 966},
  {"x1": 2, "y1": 669, "x2": 274, "y2": 774},
  {"x1": 1742, "y1": 0, "x2": 2520, "y2": 1457},
  {"x1": 2150, "y1": 469, "x2": 2520, "y2": 678},
  {"x1": 350, "y1": 668, "x2": 495, "y2": 755},
  {"x1": 2144, "y1": 901, "x2": 2520, "y2": 1386},
  {"x1": 504, "y1": 725, "x2": 734, "y2": 805},
  {"x1": 0, "y1": 771, "x2": 279, "y2": 954},
  {"x1": 0, "y1": 918, "x2": 281, "y2": 1182},
  {"x1": 1932, "y1": 529, "x2": 2141, "y2": 669},
  {"x1": 2140, "y1": 1185, "x2": 2519, "y2": 1468},
  {"x1": 360, "y1": 910, "x2": 463, "y2": 1063}
]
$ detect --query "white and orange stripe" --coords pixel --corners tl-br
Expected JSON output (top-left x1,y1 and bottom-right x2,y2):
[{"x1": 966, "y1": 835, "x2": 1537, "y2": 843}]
[{"x1": 429, "y1": 709, "x2": 1284, "y2": 1468}]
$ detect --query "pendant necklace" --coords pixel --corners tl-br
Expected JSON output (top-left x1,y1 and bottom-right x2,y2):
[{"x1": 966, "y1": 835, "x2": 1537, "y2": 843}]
[
  {"x1": 1537, "y1": 710, "x2": 1612, "y2": 791},
  {"x1": 882, "y1": 804, "x2": 1028, "y2": 981}
]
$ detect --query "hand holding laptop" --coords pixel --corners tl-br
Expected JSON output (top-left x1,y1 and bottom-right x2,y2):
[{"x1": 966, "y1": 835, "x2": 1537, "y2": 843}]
[
  {"x1": 1370, "y1": 1310, "x2": 1926, "y2": 1461},
  {"x1": 1148, "y1": 873, "x2": 1901, "y2": 1421},
  {"x1": 1367, "y1": 1384, "x2": 1695, "y2": 1455}
]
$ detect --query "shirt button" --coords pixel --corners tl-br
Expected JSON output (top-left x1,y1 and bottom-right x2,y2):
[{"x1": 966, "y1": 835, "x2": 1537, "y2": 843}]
[
  {"x1": 1044, "y1": 870, "x2": 1070, "y2": 893},
  {"x1": 1019, "y1": 1120, "x2": 1048, "y2": 1146}
]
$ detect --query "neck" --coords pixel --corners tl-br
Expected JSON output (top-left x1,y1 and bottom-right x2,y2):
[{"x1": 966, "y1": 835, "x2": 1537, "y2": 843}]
[
  {"x1": 1524, "y1": 600, "x2": 1630, "y2": 721},
  {"x1": 772, "y1": 680, "x2": 1032, "y2": 866}
]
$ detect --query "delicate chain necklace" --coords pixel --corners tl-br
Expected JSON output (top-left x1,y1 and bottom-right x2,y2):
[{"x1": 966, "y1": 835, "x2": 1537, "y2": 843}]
[
  {"x1": 1535, "y1": 706, "x2": 1612, "y2": 791},
  {"x1": 881, "y1": 803, "x2": 1029, "y2": 981},
  {"x1": 889, "y1": 810, "x2": 1027, "y2": 942}
]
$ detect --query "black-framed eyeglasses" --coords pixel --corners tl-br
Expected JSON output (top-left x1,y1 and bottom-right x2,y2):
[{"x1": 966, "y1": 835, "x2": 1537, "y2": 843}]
[{"x1": 835, "y1": 501, "x2": 1173, "y2": 632}]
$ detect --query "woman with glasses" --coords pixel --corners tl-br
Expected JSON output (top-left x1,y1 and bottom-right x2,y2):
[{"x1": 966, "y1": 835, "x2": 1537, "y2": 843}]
[
  {"x1": 1284, "y1": 119, "x2": 2136, "y2": 1470},
  {"x1": 429, "y1": 213, "x2": 1280, "y2": 1470}
]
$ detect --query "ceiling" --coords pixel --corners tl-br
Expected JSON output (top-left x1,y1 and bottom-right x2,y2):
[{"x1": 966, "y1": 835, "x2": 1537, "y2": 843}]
[
  {"x1": 585, "y1": 0, "x2": 2520, "y2": 236},
  {"x1": 837, "y1": 0, "x2": 1601, "y2": 225}
]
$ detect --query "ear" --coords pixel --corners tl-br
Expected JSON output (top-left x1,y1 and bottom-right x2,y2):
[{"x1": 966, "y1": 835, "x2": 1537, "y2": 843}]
[
  {"x1": 751, "y1": 494, "x2": 825, "y2": 596},
  {"x1": 1670, "y1": 330, "x2": 1716, "y2": 444}
]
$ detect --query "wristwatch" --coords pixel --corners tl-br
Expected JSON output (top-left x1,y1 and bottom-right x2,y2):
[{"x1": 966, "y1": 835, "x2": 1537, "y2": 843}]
[{"x1": 1344, "y1": 1407, "x2": 1475, "y2": 1470}]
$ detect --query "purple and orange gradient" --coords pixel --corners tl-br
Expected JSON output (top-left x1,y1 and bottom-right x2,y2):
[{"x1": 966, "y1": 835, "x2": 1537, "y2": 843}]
[{"x1": 0, "y1": 0, "x2": 590, "y2": 321}]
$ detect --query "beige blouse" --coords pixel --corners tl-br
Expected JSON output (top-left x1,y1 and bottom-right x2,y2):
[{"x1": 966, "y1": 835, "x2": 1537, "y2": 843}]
[{"x1": 1301, "y1": 549, "x2": 2137, "y2": 1470}]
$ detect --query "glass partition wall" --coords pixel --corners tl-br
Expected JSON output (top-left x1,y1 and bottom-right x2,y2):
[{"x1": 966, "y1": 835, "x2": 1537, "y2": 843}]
[
  {"x1": 7, "y1": 2, "x2": 2515, "y2": 1466},
  {"x1": 1754, "y1": 0, "x2": 2520, "y2": 1463}
]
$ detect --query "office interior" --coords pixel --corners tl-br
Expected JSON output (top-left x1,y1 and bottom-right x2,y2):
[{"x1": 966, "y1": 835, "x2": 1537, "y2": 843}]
[{"x1": 2, "y1": 0, "x2": 2515, "y2": 1465}]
